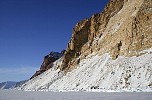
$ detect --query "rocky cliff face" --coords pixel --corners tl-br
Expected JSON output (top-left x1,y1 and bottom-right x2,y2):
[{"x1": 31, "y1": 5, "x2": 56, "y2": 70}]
[
  {"x1": 30, "y1": 51, "x2": 64, "y2": 79},
  {"x1": 61, "y1": 0, "x2": 152, "y2": 72},
  {"x1": 18, "y1": 0, "x2": 152, "y2": 91}
]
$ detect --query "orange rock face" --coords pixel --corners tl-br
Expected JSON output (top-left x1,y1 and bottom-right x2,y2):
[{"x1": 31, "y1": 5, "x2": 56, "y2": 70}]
[{"x1": 61, "y1": 0, "x2": 152, "y2": 72}]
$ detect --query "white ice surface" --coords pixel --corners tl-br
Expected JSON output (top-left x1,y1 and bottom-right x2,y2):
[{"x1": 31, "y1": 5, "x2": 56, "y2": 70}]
[{"x1": 0, "y1": 90, "x2": 152, "y2": 100}]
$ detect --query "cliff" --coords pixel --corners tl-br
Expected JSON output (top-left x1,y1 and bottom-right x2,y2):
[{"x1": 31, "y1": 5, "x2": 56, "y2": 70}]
[
  {"x1": 61, "y1": 0, "x2": 152, "y2": 72},
  {"x1": 18, "y1": 0, "x2": 152, "y2": 91}
]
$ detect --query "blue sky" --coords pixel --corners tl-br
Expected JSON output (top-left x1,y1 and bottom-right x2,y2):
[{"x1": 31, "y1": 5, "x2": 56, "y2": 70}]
[{"x1": 0, "y1": 0, "x2": 108, "y2": 82}]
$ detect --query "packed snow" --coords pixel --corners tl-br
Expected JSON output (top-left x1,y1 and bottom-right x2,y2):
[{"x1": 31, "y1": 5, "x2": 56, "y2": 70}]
[
  {"x1": 17, "y1": 49, "x2": 152, "y2": 92},
  {"x1": 140, "y1": 47, "x2": 152, "y2": 54},
  {"x1": 48, "y1": 53, "x2": 152, "y2": 92},
  {"x1": 0, "y1": 90, "x2": 152, "y2": 100}
]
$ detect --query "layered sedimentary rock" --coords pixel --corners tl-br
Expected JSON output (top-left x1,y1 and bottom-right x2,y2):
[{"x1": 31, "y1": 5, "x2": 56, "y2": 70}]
[{"x1": 61, "y1": 0, "x2": 152, "y2": 72}]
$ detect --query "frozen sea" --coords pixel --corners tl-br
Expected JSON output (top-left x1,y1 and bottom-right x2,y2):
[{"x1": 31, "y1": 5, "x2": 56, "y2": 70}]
[{"x1": 0, "y1": 90, "x2": 152, "y2": 100}]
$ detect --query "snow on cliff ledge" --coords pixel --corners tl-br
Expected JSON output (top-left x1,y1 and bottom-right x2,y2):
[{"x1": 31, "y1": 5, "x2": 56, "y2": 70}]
[{"x1": 17, "y1": 49, "x2": 152, "y2": 92}]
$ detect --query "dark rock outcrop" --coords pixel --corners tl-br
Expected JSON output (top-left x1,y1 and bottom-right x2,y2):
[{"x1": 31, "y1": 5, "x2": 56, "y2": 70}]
[{"x1": 30, "y1": 51, "x2": 64, "y2": 79}]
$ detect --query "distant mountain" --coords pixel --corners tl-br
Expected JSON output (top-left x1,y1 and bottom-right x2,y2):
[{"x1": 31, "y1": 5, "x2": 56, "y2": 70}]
[
  {"x1": 0, "y1": 81, "x2": 16, "y2": 89},
  {"x1": 0, "y1": 80, "x2": 27, "y2": 89},
  {"x1": 14, "y1": 80, "x2": 28, "y2": 88}
]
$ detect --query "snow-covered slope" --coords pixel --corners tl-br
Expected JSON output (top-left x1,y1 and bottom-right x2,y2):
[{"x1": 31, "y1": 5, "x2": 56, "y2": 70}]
[
  {"x1": 17, "y1": 49, "x2": 152, "y2": 92},
  {"x1": 17, "y1": 58, "x2": 64, "y2": 91},
  {"x1": 49, "y1": 53, "x2": 151, "y2": 92}
]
